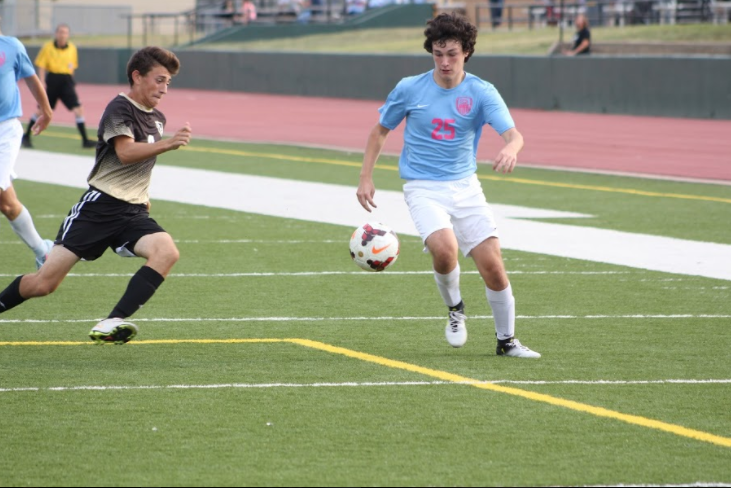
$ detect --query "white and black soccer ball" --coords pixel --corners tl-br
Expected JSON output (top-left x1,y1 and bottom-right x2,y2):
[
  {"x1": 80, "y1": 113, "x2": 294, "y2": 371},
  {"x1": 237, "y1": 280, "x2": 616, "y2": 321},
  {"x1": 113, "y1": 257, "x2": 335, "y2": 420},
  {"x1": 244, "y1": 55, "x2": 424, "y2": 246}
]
[{"x1": 349, "y1": 222, "x2": 400, "y2": 272}]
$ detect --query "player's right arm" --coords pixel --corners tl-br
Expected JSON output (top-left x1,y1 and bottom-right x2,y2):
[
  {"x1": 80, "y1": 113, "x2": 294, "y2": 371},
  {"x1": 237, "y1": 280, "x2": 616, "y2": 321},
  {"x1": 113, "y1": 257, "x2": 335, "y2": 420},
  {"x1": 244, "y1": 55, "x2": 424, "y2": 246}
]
[
  {"x1": 114, "y1": 123, "x2": 192, "y2": 165},
  {"x1": 356, "y1": 123, "x2": 390, "y2": 212}
]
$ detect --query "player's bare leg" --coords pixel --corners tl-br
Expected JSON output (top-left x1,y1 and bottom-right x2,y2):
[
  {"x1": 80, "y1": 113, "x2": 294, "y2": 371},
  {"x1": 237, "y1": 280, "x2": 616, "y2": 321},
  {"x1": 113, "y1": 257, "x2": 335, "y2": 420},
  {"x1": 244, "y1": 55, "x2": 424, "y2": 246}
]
[
  {"x1": 0, "y1": 244, "x2": 78, "y2": 314},
  {"x1": 471, "y1": 237, "x2": 540, "y2": 358},
  {"x1": 72, "y1": 105, "x2": 95, "y2": 148},
  {"x1": 0, "y1": 185, "x2": 54, "y2": 269},
  {"x1": 426, "y1": 229, "x2": 467, "y2": 347},
  {"x1": 90, "y1": 232, "x2": 179, "y2": 344}
]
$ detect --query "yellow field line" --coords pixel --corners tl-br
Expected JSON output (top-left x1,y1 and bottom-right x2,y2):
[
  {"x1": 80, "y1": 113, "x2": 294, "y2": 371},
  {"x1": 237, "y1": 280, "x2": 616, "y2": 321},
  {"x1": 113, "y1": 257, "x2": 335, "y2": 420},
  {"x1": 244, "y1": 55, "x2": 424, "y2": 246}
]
[
  {"x1": 38, "y1": 131, "x2": 731, "y2": 205},
  {"x1": 5, "y1": 336, "x2": 729, "y2": 448},
  {"x1": 0, "y1": 338, "x2": 284, "y2": 346},
  {"x1": 290, "y1": 338, "x2": 731, "y2": 449}
]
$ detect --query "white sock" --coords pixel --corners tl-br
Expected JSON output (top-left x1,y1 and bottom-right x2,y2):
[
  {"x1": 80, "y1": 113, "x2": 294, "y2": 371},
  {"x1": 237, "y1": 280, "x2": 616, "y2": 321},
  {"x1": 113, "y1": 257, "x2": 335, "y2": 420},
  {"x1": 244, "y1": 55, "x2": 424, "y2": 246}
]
[
  {"x1": 9, "y1": 207, "x2": 45, "y2": 257},
  {"x1": 434, "y1": 263, "x2": 462, "y2": 308},
  {"x1": 486, "y1": 283, "x2": 515, "y2": 341}
]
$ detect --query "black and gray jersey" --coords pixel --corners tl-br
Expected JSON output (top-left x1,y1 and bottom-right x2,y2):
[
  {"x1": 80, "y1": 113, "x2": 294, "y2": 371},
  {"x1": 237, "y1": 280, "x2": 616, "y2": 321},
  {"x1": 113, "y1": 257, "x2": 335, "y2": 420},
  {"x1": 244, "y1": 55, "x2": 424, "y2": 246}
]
[{"x1": 87, "y1": 93, "x2": 166, "y2": 205}]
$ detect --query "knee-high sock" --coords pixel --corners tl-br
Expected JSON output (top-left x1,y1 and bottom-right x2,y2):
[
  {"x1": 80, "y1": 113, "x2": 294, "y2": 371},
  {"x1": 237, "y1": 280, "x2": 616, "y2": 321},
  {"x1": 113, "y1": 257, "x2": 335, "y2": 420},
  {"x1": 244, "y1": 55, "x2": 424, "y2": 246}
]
[
  {"x1": 0, "y1": 276, "x2": 26, "y2": 313},
  {"x1": 434, "y1": 263, "x2": 462, "y2": 308},
  {"x1": 108, "y1": 266, "x2": 165, "y2": 319},
  {"x1": 25, "y1": 116, "x2": 37, "y2": 137},
  {"x1": 9, "y1": 207, "x2": 45, "y2": 257},
  {"x1": 76, "y1": 117, "x2": 90, "y2": 143},
  {"x1": 486, "y1": 283, "x2": 515, "y2": 341}
]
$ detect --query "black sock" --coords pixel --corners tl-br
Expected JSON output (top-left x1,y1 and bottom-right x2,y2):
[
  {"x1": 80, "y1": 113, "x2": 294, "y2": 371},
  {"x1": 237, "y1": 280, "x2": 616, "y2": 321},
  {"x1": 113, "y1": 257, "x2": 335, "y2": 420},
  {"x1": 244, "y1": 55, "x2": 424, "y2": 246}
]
[
  {"x1": 497, "y1": 336, "x2": 514, "y2": 346},
  {"x1": 76, "y1": 121, "x2": 89, "y2": 143},
  {"x1": 448, "y1": 300, "x2": 465, "y2": 313},
  {"x1": 25, "y1": 117, "x2": 36, "y2": 137},
  {"x1": 0, "y1": 276, "x2": 26, "y2": 314},
  {"x1": 108, "y1": 266, "x2": 164, "y2": 319}
]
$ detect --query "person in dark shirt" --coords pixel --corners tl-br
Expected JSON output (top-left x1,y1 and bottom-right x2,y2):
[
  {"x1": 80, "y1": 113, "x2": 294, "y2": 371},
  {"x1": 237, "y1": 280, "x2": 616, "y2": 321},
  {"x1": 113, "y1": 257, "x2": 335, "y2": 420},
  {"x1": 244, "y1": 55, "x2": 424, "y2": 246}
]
[{"x1": 564, "y1": 14, "x2": 591, "y2": 56}]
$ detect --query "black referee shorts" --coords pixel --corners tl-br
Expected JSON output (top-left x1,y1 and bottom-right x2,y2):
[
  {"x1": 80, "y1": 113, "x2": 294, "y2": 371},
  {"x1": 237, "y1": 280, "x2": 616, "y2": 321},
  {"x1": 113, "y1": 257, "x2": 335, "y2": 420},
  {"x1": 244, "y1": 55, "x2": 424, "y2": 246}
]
[
  {"x1": 45, "y1": 73, "x2": 80, "y2": 111},
  {"x1": 55, "y1": 188, "x2": 166, "y2": 261}
]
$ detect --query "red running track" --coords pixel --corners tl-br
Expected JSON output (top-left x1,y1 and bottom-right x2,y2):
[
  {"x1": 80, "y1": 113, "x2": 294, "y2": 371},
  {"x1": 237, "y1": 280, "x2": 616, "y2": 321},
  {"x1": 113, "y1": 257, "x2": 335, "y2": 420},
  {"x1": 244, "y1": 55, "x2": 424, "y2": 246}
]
[{"x1": 21, "y1": 83, "x2": 731, "y2": 182}]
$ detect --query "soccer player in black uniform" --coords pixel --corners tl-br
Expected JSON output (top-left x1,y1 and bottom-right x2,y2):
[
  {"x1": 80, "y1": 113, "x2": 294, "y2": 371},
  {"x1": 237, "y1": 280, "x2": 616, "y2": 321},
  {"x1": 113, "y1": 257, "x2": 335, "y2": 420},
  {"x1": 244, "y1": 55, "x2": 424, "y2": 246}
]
[{"x1": 0, "y1": 46, "x2": 192, "y2": 344}]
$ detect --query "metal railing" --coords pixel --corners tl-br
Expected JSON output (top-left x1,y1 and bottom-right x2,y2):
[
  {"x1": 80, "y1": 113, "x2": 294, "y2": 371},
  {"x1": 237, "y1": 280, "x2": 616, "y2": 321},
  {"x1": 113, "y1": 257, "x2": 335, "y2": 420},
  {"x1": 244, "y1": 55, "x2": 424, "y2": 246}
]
[
  {"x1": 0, "y1": 2, "x2": 130, "y2": 37},
  {"x1": 449, "y1": 0, "x2": 726, "y2": 29}
]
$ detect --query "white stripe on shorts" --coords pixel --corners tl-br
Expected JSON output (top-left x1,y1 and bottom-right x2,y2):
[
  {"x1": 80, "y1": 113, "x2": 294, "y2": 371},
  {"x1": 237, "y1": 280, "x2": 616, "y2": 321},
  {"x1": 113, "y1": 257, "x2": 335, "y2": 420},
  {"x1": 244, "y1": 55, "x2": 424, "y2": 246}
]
[{"x1": 61, "y1": 190, "x2": 101, "y2": 241}]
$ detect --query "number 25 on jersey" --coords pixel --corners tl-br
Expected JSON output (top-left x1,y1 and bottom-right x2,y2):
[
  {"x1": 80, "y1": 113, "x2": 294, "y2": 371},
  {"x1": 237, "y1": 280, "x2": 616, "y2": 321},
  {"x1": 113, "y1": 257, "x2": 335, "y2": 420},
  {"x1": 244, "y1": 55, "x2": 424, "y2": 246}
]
[{"x1": 431, "y1": 118, "x2": 456, "y2": 140}]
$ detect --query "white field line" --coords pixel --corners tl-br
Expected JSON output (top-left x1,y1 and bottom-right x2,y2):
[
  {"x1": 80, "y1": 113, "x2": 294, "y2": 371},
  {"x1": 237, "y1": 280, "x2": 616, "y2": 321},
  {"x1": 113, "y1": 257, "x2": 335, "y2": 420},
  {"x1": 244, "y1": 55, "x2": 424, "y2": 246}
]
[
  {"x1": 1, "y1": 379, "x2": 730, "y2": 394},
  {"x1": 1, "y1": 314, "x2": 730, "y2": 324},
  {"x1": 0, "y1": 239, "x2": 384, "y2": 245},
  {"x1": 583, "y1": 484, "x2": 731, "y2": 488},
  {"x1": 16, "y1": 150, "x2": 731, "y2": 281},
  {"x1": 0, "y1": 271, "x2": 637, "y2": 278}
]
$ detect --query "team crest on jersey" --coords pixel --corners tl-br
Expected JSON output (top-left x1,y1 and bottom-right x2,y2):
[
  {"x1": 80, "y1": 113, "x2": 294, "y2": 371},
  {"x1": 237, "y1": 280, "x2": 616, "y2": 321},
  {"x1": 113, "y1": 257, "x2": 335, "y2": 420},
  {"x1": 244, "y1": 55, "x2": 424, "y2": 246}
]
[
  {"x1": 0, "y1": 52, "x2": 5, "y2": 68},
  {"x1": 155, "y1": 121, "x2": 164, "y2": 136},
  {"x1": 456, "y1": 97, "x2": 473, "y2": 116}
]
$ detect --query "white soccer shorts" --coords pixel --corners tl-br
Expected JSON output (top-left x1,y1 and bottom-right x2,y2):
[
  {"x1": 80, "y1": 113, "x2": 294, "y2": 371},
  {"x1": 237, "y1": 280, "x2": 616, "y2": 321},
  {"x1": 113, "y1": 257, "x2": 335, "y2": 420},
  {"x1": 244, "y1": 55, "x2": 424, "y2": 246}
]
[
  {"x1": 403, "y1": 174, "x2": 499, "y2": 257},
  {"x1": 0, "y1": 118, "x2": 22, "y2": 191}
]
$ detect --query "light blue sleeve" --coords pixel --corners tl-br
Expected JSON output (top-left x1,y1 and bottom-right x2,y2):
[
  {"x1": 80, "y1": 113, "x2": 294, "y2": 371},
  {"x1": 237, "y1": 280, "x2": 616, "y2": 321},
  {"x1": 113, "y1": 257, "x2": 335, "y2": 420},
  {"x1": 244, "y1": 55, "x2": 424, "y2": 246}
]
[
  {"x1": 14, "y1": 39, "x2": 36, "y2": 80},
  {"x1": 481, "y1": 85, "x2": 515, "y2": 135},
  {"x1": 378, "y1": 80, "x2": 408, "y2": 130}
]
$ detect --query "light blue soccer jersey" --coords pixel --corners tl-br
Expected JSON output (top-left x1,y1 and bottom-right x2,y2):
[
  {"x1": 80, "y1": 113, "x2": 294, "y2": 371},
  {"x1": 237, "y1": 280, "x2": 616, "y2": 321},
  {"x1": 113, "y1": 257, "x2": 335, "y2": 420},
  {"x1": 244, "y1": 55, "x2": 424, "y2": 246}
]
[
  {"x1": 0, "y1": 36, "x2": 36, "y2": 122},
  {"x1": 379, "y1": 70, "x2": 515, "y2": 181}
]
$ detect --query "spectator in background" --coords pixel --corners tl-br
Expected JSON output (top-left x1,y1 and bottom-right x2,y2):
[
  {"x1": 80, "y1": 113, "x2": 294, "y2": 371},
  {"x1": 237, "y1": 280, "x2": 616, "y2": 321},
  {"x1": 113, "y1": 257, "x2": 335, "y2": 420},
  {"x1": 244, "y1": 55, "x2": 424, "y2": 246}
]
[
  {"x1": 297, "y1": 0, "x2": 312, "y2": 23},
  {"x1": 563, "y1": 14, "x2": 591, "y2": 55},
  {"x1": 489, "y1": 0, "x2": 504, "y2": 28},
  {"x1": 22, "y1": 24, "x2": 95, "y2": 149},
  {"x1": 346, "y1": 0, "x2": 367, "y2": 15},
  {"x1": 221, "y1": 0, "x2": 243, "y2": 25},
  {"x1": 242, "y1": 0, "x2": 258, "y2": 22}
]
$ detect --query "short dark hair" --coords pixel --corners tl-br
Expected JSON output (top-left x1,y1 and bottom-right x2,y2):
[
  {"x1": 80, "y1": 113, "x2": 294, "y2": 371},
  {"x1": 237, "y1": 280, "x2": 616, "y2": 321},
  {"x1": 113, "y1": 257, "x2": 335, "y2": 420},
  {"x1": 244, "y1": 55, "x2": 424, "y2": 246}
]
[
  {"x1": 423, "y1": 13, "x2": 478, "y2": 63},
  {"x1": 126, "y1": 46, "x2": 181, "y2": 87}
]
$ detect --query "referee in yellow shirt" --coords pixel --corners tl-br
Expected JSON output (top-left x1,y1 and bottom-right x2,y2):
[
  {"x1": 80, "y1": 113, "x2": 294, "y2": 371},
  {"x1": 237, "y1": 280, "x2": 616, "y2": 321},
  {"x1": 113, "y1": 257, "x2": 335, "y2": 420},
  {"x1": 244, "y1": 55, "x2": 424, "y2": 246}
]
[{"x1": 22, "y1": 24, "x2": 95, "y2": 149}]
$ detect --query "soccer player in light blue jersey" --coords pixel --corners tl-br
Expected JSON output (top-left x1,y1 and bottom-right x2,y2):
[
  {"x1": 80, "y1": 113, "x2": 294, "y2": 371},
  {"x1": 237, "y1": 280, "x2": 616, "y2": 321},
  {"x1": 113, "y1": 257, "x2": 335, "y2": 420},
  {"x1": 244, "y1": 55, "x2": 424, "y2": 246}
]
[
  {"x1": 356, "y1": 12, "x2": 540, "y2": 358},
  {"x1": 0, "y1": 21, "x2": 55, "y2": 270}
]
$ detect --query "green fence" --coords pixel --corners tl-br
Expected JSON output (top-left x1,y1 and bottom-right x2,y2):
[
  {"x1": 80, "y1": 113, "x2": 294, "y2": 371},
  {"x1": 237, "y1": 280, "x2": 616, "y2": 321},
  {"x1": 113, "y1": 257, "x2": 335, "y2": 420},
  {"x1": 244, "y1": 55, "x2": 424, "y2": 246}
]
[{"x1": 25, "y1": 46, "x2": 731, "y2": 120}]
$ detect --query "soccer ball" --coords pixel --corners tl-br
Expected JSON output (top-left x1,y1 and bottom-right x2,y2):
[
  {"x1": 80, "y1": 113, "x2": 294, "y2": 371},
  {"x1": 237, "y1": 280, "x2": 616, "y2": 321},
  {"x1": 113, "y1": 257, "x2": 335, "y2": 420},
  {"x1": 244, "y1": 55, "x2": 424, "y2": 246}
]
[{"x1": 349, "y1": 222, "x2": 400, "y2": 272}]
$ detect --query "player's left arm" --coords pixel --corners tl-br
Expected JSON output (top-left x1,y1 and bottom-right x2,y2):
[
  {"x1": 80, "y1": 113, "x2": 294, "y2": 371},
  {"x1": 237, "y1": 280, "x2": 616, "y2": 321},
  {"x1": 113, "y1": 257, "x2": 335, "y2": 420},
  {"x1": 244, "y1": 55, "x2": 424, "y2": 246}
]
[
  {"x1": 23, "y1": 75, "x2": 53, "y2": 135},
  {"x1": 69, "y1": 44, "x2": 79, "y2": 76},
  {"x1": 493, "y1": 127, "x2": 524, "y2": 174}
]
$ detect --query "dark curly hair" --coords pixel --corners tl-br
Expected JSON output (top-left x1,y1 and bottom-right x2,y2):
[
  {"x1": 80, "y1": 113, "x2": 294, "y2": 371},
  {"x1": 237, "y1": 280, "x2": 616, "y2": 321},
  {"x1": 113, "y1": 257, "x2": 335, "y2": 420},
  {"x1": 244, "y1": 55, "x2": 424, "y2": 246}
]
[
  {"x1": 126, "y1": 46, "x2": 181, "y2": 87},
  {"x1": 423, "y1": 12, "x2": 478, "y2": 63}
]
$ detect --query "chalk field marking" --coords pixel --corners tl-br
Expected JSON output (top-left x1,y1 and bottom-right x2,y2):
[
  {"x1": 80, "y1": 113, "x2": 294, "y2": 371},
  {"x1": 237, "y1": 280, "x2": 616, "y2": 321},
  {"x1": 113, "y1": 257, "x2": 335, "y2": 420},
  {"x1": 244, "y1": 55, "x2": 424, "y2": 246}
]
[
  {"x1": 2, "y1": 378, "x2": 730, "y2": 394},
  {"x1": 2, "y1": 337, "x2": 729, "y2": 448},
  {"x1": 0, "y1": 270, "x2": 638, "y2": 278},
  {"x1": 15, "y1": 150, "x2": 731, "y2": 281},
  {"x1": 0, "y1": 379, "x2": 731, "y2": 393},
  {"x1": 1, "y1": 313, "x2": 730, "y2": 325}
]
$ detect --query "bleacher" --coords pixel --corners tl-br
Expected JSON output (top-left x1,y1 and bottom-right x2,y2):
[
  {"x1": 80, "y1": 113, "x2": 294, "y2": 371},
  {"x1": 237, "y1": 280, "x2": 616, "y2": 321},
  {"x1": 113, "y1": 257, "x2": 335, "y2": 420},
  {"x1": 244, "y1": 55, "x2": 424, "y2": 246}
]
[{"x1": 433, "y1": 0, "x2": 730, "y2": 29}]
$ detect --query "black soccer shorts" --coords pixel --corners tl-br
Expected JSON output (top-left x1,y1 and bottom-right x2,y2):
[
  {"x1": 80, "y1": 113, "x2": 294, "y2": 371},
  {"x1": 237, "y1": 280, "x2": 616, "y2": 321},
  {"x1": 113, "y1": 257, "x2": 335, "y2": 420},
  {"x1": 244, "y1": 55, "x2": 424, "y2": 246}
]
[
  {"x1": 55, "y1": 187, "x2": 166, "y2": 261},
  {"x1": 45, "y1": 73, "x2": 81, "y2": 111}
]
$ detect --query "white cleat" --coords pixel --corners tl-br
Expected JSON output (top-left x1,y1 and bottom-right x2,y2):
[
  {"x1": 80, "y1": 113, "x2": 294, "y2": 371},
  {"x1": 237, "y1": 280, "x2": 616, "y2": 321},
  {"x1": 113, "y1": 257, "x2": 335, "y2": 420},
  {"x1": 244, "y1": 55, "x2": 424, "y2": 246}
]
[
  {"x1": 496, "y1": 338, "x2": 541, "y2": 358},
  {"x1": 89, "y1": 318, "x2": 139, "y2": 344},
  {"x1": 445, "y1": 310, "x2": 467, "y2": 348}
]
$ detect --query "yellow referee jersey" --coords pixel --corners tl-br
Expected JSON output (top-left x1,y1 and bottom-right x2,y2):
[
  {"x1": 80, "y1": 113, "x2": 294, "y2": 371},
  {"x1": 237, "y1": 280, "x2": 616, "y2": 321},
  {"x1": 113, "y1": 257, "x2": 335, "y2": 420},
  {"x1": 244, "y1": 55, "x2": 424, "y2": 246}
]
[{"x1": 34, "y1": 41, "x2": 78, "y2": 75}]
